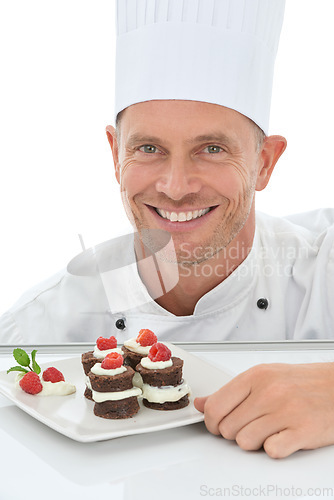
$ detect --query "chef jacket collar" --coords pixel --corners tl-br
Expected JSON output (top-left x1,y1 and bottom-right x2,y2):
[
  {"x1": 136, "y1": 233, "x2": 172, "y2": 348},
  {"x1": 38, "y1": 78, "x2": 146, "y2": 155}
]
[
  {"x1": 67, "y1": 226, "x2": 259, "y2": 317},
  {"x1": 192, "y1": 228, "x2": 259, "y2": 315},
  {"x1": 107, "y1": 227, "x2": 259, "y2": 317}
]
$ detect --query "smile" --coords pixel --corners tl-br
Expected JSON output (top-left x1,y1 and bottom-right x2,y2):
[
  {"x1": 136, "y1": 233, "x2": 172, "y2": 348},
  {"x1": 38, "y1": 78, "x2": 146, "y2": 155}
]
[{"x1": 154, "y1": 207, "x2": 212, "y2": 222}]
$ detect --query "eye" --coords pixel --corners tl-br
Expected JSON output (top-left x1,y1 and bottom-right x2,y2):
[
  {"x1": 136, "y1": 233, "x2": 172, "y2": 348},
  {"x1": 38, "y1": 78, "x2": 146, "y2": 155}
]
[
  {"x1": 203, "y1": 145, "x2": 223, "y2": 154},
  {"x1": 138, "y1": 145, "x2": 159, "y2": 154}
]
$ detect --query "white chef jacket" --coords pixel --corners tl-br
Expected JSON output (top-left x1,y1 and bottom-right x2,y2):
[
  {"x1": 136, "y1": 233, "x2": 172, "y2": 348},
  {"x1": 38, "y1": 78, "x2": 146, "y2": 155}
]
[{"x1": 1, "y1": 209, "x2": 334, "y2": 344}]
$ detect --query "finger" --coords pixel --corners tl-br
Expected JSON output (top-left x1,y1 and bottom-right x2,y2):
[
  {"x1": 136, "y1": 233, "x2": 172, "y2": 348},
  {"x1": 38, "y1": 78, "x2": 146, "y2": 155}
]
[
  {"x1": 202, "y1": 375, "x2": 252, "y2": 435},
  {"x1": 193, "y1": 396, "x2": 208, "y2": 413},
  {"x1": 231, "y1": 414, "x2": 286, "y2": 451},
  {"x1": 217, "y1": 388, "x2": 277, "y2": 440},
  {"x1": 263, "y1": 429, "x2": 303, "y2": 459}
]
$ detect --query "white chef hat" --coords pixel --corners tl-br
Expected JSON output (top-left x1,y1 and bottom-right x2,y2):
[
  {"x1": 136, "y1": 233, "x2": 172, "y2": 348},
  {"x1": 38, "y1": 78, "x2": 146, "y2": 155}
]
[{"x1": 114, "y1": 0, "x2": 285, "y2": 134}]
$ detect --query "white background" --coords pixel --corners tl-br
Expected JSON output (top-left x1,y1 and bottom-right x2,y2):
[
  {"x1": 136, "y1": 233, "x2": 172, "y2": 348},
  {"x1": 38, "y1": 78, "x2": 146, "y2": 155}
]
[{"x1": 0, "y1": 0, "x2": 333, "y2": 315}]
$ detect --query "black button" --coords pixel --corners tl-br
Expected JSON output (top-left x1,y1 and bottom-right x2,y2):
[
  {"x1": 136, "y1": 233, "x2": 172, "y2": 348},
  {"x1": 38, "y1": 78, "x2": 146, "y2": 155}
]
[
  {"x1": 115, "y1": 318, "x2": 126, "y2": 330},
  {"x1": 257, "y1": 298, "x2": 269, "y2": 310}
]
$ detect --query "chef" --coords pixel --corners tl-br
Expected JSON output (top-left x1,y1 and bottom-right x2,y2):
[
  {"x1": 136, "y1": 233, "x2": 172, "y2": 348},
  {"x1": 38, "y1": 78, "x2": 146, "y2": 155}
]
[{"x1": 1, "y1": 0, "x2": 334, "y2": 458}]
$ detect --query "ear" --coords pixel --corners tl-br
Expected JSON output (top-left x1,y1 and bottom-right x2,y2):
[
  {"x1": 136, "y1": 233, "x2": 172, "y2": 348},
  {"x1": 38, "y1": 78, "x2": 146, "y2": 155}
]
[
  {"x1": 106, "y1": 125, "x2": 121, "y2": 184},
  {"x1": 256, "y1": 135, "x2": 287, "y2": 191}
]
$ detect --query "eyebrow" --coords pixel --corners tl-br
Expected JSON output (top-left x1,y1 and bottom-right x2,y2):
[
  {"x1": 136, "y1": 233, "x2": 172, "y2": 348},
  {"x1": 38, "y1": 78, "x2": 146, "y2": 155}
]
[
  {"x1": 186, "y1": 133, "x2": 234, "y2": 145},
  {"x1": 126, "y1": 132, "x2": 235, "y2": 148}
]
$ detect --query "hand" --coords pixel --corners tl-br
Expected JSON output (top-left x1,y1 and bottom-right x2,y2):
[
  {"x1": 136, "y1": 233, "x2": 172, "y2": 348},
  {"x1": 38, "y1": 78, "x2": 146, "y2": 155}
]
[{"x1": 194, "y1": 362, "x2": 334, "y2": 458}]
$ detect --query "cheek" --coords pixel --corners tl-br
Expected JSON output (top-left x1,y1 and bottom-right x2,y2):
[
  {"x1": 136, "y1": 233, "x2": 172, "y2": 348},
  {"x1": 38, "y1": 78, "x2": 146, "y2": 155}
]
[
  {"x1": 212, "y1": 163, "x2": 253, "y2": 200},
  {"x1": 119, "y1": 161, "x2": 149, "y2": 197}
]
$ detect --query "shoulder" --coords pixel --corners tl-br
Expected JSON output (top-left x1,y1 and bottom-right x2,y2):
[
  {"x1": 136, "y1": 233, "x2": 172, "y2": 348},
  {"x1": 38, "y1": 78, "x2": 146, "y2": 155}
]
[
  {"x1": 0, "y1": 266, "x2": 110, "y2": 344},
  {"x1": 256, "y1": 208, "x2": 334, "y2": 249},
  {"x1": 6, "y1": 268, "x2": 67, "y2": 314},
  {"x1": 255, "y1": 210, "x2": 334, "y2": 339},
  {"x1": 0, "y1": 268, "x2": 66, "y2": 343},
  {"x1": 5, "y1": 234, "x2": 134, "y2": 316},
  {"x1": 0, "y1": 236, "x2": 133, "y2": 343}
]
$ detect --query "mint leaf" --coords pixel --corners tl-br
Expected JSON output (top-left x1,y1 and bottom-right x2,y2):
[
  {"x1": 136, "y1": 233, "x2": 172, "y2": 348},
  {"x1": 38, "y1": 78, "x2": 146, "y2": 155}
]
[
  {"x1": 13, "y1": 348, "x2": 30, "y2": 367},
  {"x1": 7, "y1": 366, "x2": 29, "y2": 374},
  {"x1": 31, "y1": 350, "x2": 41, "y2": 374}
]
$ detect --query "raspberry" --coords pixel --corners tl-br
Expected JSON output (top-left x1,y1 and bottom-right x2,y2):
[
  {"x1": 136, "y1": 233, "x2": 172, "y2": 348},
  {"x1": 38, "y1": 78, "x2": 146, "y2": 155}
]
[
  {"x1": 148, "y1": 343, "x2": 171, "y2": 362},
  {"x1": 101, "y1": 352, "x2": 123, "y2": 370},
  {"x1": 96, "y1": 335, "x2": 117, "y2": 351},
  {"x1": 42, "y1": 367, "x2": 65, "y2": 383},
  {"x1": 136, "y1": 329, "x2": 157, "y2": 347},
  {"x1": 19, "y1": 372, "x2": 43, "y2": 395}
]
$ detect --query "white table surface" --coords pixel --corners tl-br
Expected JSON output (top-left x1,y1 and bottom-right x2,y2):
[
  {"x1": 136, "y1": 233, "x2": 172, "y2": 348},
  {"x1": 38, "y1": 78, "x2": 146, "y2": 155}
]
[{"x1": 1, "y1": 342, "x2": 334, "y2": 500}]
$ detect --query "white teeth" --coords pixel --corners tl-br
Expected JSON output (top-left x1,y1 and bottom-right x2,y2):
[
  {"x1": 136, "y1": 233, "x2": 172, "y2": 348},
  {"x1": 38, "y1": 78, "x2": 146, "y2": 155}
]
[
  {"x1": 178, "y1": 212, "x2": 187, "y2": 222},
  {"x1": 155, "y1": 207, "x2": 210, "y2": 222}
]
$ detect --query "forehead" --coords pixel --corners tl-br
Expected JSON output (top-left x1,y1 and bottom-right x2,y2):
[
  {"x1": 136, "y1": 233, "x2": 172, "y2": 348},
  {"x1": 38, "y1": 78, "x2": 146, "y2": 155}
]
[{"x1": 119, "y1": 100, "x2": 253, "y2": 145}]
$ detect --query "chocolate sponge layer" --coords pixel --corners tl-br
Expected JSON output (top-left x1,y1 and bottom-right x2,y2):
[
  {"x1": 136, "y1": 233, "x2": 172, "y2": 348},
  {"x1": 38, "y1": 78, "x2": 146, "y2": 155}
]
[
  {"x1": 84, "y1": 386, "x2": 93, "y2": 400},
  {"x1": 82, "y1": 351, "x2": 100, "y2": 400},
  {"x1": 89, "y1": 365, "x2": 135, "y2": 392},
  {"x1": 81, "y1": 351, "x2": 99, "y2": 375},
  {"x1": 136, "y1": 357, "x2": 183, "y2": 387},
  {"x1": 94, "y1": 397, "x2": 140, "y2": 419}
]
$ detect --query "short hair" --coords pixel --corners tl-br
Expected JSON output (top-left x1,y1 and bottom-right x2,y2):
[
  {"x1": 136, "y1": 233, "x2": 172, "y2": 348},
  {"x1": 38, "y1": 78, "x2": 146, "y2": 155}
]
[
  {"x1": 115, "y1": 108, "x2": 266, "y2": 152},
  {"x1": 248, "y1": 117, "x2": 266, "y2": 152},
  {"x1": 115, "y1": 109, "x2": 124, "y2": 145}
]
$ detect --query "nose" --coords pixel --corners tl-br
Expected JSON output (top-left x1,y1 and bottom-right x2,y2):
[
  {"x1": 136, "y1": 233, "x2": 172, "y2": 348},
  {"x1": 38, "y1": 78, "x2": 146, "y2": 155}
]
[{"x1": 155, "y1": 155, "x2": 202, "y2": 200}]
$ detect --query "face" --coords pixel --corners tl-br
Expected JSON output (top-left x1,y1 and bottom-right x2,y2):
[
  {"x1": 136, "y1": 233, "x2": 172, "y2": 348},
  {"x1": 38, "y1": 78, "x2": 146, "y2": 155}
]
[{"x1": 111, "y1": 100, "x2": 267, "y2": 265}]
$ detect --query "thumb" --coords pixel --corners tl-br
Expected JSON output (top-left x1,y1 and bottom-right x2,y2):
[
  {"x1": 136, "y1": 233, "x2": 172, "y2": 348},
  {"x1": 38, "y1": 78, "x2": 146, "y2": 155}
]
[{"x1": 194, "y1": 396, "x2": 208, "y2": 413}]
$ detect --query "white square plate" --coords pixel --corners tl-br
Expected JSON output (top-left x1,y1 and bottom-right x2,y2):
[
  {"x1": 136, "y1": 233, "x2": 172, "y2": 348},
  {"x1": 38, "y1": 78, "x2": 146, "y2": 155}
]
[{"x1": 0, "y1": 344, "x2": 233, "y2": 442}]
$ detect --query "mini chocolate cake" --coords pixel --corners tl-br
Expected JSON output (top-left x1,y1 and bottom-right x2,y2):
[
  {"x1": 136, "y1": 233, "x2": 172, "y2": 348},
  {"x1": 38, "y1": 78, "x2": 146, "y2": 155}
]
[
  {"x1": 89, "y1": 365, "x2": 141, "y2": 419},
  {"x1": 136, "y1": 356, "x2": 190, "y2": 410},
  {"x1": 81, "y1": 335, "x2": 121, "y2": 400}
]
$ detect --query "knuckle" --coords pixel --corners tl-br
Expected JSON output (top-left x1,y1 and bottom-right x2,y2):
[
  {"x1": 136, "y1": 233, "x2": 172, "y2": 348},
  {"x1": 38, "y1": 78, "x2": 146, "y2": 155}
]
[
  {"x1": 202, "y1": 398, "x2": 221, "y2": 435},
  {"x1": 203, "y1": 396, "x2": 217, "y2": 417},
  {"x1": 263, "y1": 443, "x2": 282, "y2": 459},
  {"x1": 204, "y1": 420, "x2": 220, "y2": 436},
  {"x1": 263, "y1": 438, "x2": 287, "y2": 459},
  {"x1": 248, "y1": 363, "x2": 270, "y2": 378},
  {"x1": 218, "y1": 418, "x2": 235, "y2": 440},
  {"x1": 235, "y1": 431, "x2": 258, "y2": 451}
]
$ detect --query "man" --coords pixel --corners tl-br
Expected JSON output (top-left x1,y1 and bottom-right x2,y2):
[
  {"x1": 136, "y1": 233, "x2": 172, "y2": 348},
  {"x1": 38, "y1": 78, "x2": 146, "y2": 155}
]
[
  {"x1": 1, "y1": 0, "x2": 334, "y2": 458},
  {"x1": 103, "y1": 96, "x2": 334, "y2": 459}
]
